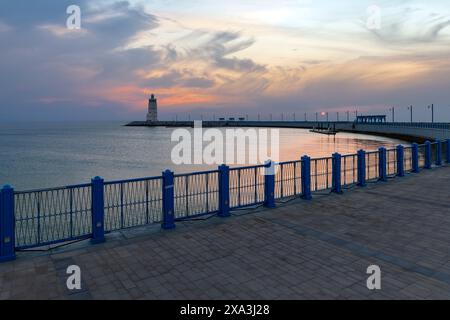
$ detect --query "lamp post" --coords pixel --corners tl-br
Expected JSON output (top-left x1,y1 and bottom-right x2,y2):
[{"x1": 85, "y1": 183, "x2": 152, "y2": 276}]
[
  {"x1": 304, "y1": 112, "x2": 307, "y2": 122},
  {"x1": 337, "y1": 112, "x2": 339, "y2": 122},
  {"x1": 408, "y1": 105, "x2": 413, "y2": 123},
  {"x1": 346, "y1": 110, "x2": 350, "y2": 121},
  {"x1": 315, "y1": 112, "x2": 318, "y2": 122},
  {"x1": 428, "y1": 104, "x2": 434, "y2": 123},
  {"x1": 389, "y1": 107, "x2": 395, "y2": 123}
]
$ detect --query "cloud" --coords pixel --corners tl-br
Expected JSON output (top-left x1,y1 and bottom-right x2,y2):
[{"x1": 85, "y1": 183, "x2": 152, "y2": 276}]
[
  {"x1": 1, "y1": 0, "x2": 450, "y2": 122},
  {"x1": 0, "y1": 1, "x2": 163, "y2": 120}
]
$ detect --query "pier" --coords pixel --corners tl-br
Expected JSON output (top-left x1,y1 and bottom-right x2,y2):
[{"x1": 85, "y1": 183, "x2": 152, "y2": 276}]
[{"x1": 126, "y1": 120, "x2": 450, "y2": 142}]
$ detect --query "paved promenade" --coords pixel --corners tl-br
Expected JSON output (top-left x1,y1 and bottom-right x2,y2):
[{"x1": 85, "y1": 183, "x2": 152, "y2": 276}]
[{"x1": 1, "y1": 166, "x2": 450, "y2": 300}]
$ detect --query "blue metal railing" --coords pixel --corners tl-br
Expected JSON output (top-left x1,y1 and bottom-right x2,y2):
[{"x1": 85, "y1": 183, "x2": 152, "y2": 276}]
[
  {"x1": 0, "y1": 139, "x2": 448, "y2": 260},
  {"x1": 104, "y1": 177, "x2": 163, "y2": 232},
  {"x1": 174, "y1": 170, "x2": 219, "y2": 219},
  {"x1": 229, "y1": 165, "x2": 265, "y2": 209},
  {"x1": 341, "y1": 154, "x2": 357, "y2": 186},
  {"x1": 275, "y1": 160, "x2": 302, "y2": 199},
  {"x1": 14, "y1": 184, "x2": 92, "y2": 249}
]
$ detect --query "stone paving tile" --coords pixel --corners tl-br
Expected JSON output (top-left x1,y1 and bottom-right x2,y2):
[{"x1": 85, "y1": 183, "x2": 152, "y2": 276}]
[{"x1": 0, "y1": 166, "x2": 450, "y2": 300}]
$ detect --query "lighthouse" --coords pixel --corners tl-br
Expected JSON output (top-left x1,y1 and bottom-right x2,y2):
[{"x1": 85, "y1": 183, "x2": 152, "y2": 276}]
[{"x1": 146, "y1": 94, "x2": 158, "y2": 122}]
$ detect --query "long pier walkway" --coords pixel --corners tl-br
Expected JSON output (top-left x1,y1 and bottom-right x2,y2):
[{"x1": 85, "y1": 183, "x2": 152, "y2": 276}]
[{"x1": 1, "y1": 167, "x2": 450, "y2": 300}]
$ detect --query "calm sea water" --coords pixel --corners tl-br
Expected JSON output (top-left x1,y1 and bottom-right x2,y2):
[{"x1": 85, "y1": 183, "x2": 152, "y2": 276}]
[{"x1": 0, "y1": 122, "x2": 405, "y2": 190}]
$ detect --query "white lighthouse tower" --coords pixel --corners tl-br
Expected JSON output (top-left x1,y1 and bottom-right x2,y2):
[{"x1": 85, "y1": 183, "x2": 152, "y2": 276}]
[{"x1": 146, "y1": 94, "x2": 158, "y2": 122}]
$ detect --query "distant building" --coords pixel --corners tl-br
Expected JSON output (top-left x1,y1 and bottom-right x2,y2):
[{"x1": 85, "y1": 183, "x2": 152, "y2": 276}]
[
  {"x1": 146, "y1": 94, "x2": 158, "y2": 122},
  {"x1": 355, "y1": 115, "x2": 386, "y2": 124}
]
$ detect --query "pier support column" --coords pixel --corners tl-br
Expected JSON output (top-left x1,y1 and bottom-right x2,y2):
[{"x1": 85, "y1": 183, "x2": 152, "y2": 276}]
[
  {"x1": 218, "y1": 164, "x2": 230, "y2": 217},
  {"x1": 332, "y1": 153, "x2": 342, "y2": 194},
  {"x1": 446, "y1": 139, "x2": 450, "y2": 164},
  {"x1": 0, "y1": 185, "x2": 16, "y2": 262},
  {"x1": 91, "y1": 177, "x2": 105, "y2": 244},
  {"x1": 425, "y1": 141, "x2": 432, "y2": 169},
  {"x1": 301, "y1": 156, "x2": 312, "y2": 200},
  {"x1": 264, "y1": 161, "x2": 276, "y2": 208},
  {"x1": 378, "y1": 147, "x2": 387, "y2": 181},
  {"x1": 162, "y1": 170, "x2": 176, "y2": 230},
  {"x1": 357, "y1": 150, "x2": 366, "y2": 187},
  {"x1": 436, "y1": 140, "x2": 442, "y2": 166},
  {"x1": 396, "y1": 145, "x2": 405, "y2": 177},
  {"x1": 412, "y1": 143, "x2": 419, "y2": 173}
]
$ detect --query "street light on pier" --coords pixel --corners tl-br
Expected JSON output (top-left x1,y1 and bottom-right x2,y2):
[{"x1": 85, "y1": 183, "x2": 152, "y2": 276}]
[
  {"x1": 315, "y1": 112, "x2": 318, "y2": 122},
  {"x1": 407, "y1": 105, "x2": 413, "y2": 123},
  {"x1": 293, "y1": 113, "x2": 296, "y2": 121},
  {"x1": 336, "y1": 112, "x2": 339, "y2": 122},
  {"x1": 428, "y1": 104, "x2": 434, "y2": 123},
  {"x1": 389, "y1": 107, "x2": 395, "y2": 122},
  {"x1": 346, "y1": 111, "x2": 350, "y2": 121},
  {"x1": 304, "y1": 112, "x2": 307, "y2": 122},
  {"x1": 270, "y1": 114, "x2": 273, "y2": 121}
]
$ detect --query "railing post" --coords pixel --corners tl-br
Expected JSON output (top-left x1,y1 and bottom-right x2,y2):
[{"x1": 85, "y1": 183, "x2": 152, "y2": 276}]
[
  {"x1": 357, "y1": 150, "x2": 366, "y2": 187},
  {"x1": 0, "y1": 185, "x2": 16, "y2": 262},
  {"x1": 396, "y1": 145, "x2": 405, "y2": 177},
  {"x1": 91, "y1": 177, "x2": 105, "y2": 244},
  {"x1": 436, "y1": 140, "x2": 442, "y2": 166},
  {"x1": 411, "y1": 143, "x2": 419, "y2": 173},
  {"x1": 425, "y1": 140, "x2": 432, "y2": 169},
  {"x1": 264, "y1": 161, "x2": 276, "y2": 208},
  {"x1": 332, "y1": 153, "x2": 342, "y2": 194},
  {"x1": 446, "y1": 139, "x2": 450, "y2": 164},
  {"x1": 301, "y1": 156, "x2": 312, "y2": 200},
  {"x1": 218, "y1": 164, "x2": 230, "y2": 217},
  {"x1": 162, "y1": 170, "x2": 176, "y2": 230},
  {"x1": 378, "y1": 147, "x2": 387, "y2": 181}
]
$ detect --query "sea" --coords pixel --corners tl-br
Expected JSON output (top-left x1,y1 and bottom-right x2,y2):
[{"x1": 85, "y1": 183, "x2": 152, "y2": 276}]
[{"x1": 0, "y1": 122, "x2": 405, "y2": 190}]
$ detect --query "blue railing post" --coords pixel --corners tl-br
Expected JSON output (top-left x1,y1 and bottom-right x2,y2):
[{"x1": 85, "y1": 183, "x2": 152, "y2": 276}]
[
  {"x1": 218, "y1": 164, "x2": 230, "y2": 217},
  {"x1": 332, "y1": 153, "x2": 342, "y2": 194},
  {"x1": 0, "y1": 185, "x2": 16, "y2": 262},
  {"x1": 425, "y1": 141, "x2": 432, "y2": 169},
  {"x1": 411, "y1": 143, "x2": 419, "y2": 173},
  {"x1": 396, "y1": 145, "x2": 405, "y2": 177},
  {"x1": 436, "y1": 140, "x2": 442, "y2": 166},
  {"x1": 162, "y1": 170, "x2": 176, "y2": 229},
  {"x1": 446, "y1": 139, "x2": 450, "y2": 164},
  {"x1": 301, "y1": 156, "x2": 312, "y2": 200},
  {"x1": 357, "y1": 150, "x2": 366, "y2": 187},
  {"x1": 378, "y1": 147, "x2": 387, "y2": 181},
  {"x1": 264, "y1": 161, "x2": 276, "y2": 208},
  {"x1": 91, "y1": 177, "x2": 105, "y2": 244}
]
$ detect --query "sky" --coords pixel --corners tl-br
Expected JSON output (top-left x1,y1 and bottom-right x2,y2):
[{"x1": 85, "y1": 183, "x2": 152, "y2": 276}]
[{"x1": 0, "y1": 0, "x2": 450, "y2": 122}]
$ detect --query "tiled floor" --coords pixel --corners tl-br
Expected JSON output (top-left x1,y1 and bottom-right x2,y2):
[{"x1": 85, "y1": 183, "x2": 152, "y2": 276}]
[{"x1": 1, "y1": 166, "x2": 450, "y2": 300}]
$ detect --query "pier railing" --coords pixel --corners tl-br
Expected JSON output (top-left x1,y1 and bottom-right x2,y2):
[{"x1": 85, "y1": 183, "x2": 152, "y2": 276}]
[{"x1": 1, "y1": 139, "x2": 449, "y2": 261}]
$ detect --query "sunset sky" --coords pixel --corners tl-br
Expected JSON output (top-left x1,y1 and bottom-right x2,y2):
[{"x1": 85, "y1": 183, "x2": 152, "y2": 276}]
[{"x1": 1, "y1": 0, "x2": 450, "y2": 121}]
